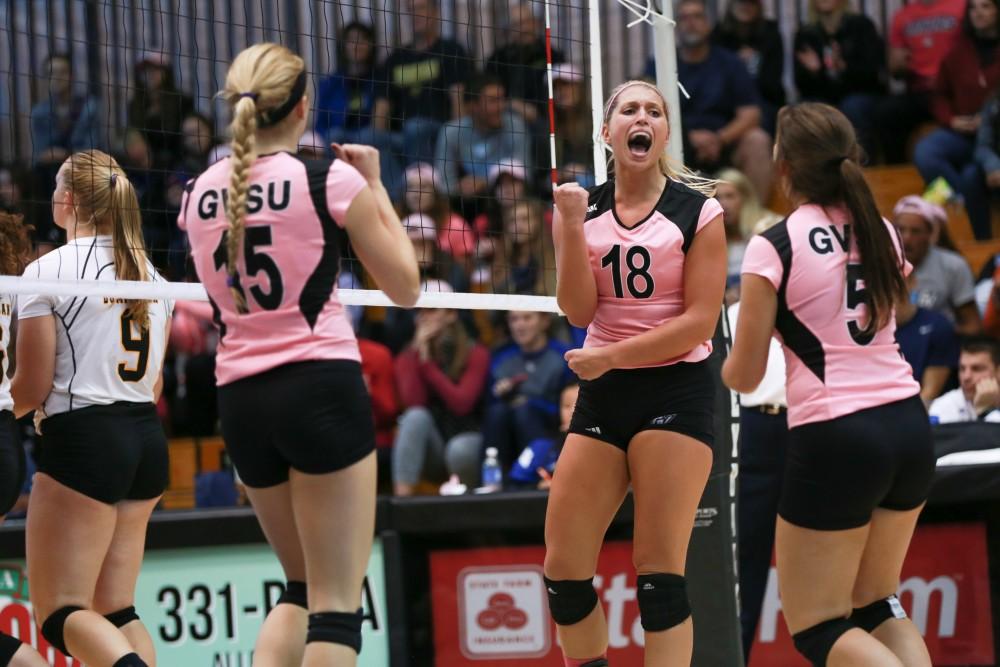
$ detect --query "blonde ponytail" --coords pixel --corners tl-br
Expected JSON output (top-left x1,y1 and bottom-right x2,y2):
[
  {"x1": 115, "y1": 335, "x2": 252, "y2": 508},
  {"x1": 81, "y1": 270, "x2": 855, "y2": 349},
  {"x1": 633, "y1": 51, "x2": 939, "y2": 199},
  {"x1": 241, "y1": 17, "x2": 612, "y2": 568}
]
[
  {"x1": 220, "y1": 42, "x2": 306, "y2": 314},
  {"x1": 63, "y1": 150, "x2": 151, "y2": 326}
]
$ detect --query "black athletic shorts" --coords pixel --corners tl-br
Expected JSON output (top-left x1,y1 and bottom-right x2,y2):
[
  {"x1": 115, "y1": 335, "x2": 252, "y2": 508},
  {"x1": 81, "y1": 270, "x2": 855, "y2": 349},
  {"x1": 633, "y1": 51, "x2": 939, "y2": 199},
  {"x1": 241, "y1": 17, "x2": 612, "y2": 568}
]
[
  {"x1": 38, "y1": 402, "x2": 168, "y2": 504},
  {"x1": 0, "y1": 410, "x2": 24, "y2": 516},
  {"x1": 779, "y1": 395, "x2": 935, "y2": 531},
  {"x1": 567, "y1": 360, "x2": 715, "y2": 450},
  {"x1": 217, "y1": 360, "x2": 375, "y2": 488}
]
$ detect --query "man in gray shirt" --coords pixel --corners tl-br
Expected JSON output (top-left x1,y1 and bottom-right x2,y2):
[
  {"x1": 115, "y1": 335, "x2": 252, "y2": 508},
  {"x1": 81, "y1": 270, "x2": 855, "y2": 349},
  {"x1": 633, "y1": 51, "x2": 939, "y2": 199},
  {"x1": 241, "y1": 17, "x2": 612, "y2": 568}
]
[
  {"x1": 434, "y1": 73, "x2": 533, "y2": 202},
  {"x1": 895, "y1": 195, "x2": 981, "y2": 336}
]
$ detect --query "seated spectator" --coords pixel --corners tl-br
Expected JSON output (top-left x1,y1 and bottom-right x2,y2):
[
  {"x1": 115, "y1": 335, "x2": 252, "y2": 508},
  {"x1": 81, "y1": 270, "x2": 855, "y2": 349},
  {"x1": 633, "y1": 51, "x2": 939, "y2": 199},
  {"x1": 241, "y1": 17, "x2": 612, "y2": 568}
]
[
  {"x1": 894, "y1": 195, "x2": 982, "y2": 334},
  {"x1": 793, "y1": 0, "x2": 885, "y2": 159},
  {"x1": 115, "y1": 128, "x2": 171, "y2": 271},
  {"x1": 550, "y1": 64, "x2": 595, "y2": 188},
  {"x1": 358, "y1": 336, "x2": 398, "y2": 490},
  {"x1": 473, "y1": 160, "x2": 530, "y2": 239},
  {"x1": 392, "y1": 280, "x2": 489, "y2": 495},
  {"x1": 974, "y1": 87, "x2": 1000, "y2": 221},
  {"x1": 669, "y1": 0, "x2": 773, "y2": 201},
  {"x1": 164, "y1": 111, "x2": 219, "y2": 275},
  {"x1": 914, "y1": 0, "x2": 1000, "y2": 239},
  {"x1": 475, "y1": 199, "x2": 555, "y2": 297},
  {"x1": 929, "y1": 337, "x2": 1000, "y2": 422},
  {"x1": 711, "y1": 0, "x2": 786, "y2": 134},
  {"x1": 895, "y1": 274, "x2": 959, "y2": 406},
  {"x1": 434, "y1": 73, "x2": 533, "y2": 217},
  {"x1": 401, "y1": 162, "x2": 477, "y2": 270},
  {"x1": 510, "y1": 382, "x2": 579, "y2": 490},
  {"x1": 482, "y1": 311, "x2": 571, "y2": 479},
  {"x1": 127, "y1": 52, "x2": 195, "y2": 169},
  {"x1": 30, "y1": 52, "x2": 103, "y2": 166},
  {"x1": 315, "y1": 22, "x2": 378, "y2": 144},
  {"x1": 715, "y1": 168, "x2": 780, "y2": 304},
  {"x1": 876, "y1": 0, "x2": 965, "y2": 164},
  {"x1": 485, "y1": 2, "x2": 562, "y2": 124},
  {"x1": 373, "y1": 0, "x2": 472, "y2": 178}
]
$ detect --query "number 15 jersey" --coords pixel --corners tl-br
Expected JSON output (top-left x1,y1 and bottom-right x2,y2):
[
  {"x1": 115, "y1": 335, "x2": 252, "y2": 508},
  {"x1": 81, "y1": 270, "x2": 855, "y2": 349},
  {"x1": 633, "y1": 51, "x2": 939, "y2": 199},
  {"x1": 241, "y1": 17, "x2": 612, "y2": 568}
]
[
  {"x1": 581, "y1": 178, "x2": 723, "y2": 367},
  {"x1": 741, "y1": 204, "x2": 919, "y2": 428},
  {"x1": 19, "y1": 235, "x2": 173, "y2": 417}
]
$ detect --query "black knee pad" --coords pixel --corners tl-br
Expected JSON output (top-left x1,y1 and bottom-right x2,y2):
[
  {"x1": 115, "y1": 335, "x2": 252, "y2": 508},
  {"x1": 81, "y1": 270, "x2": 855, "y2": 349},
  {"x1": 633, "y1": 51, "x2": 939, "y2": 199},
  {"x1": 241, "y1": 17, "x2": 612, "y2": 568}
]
[
  {"x1": 112, "y1": 653, "x2": 148, "y2": 667},
  {"x1": 278, "y1": 580, "x2": 308, "y2": 609},
  {"x1": 105, "y1": 605, "x2": 140, "y2": 628},
  {"x1": 544, "y1": 576, "x2": 598, "y2": 626},
  {"x1": 307, "y1": 609, "x2": 363, "y2": 654},
  {"x1": 0, "y1": 632, "x2": 22, "y2": 665},
  {"x1": 792, "y1": 617, "x2": 856, "y2": 666},
  {"x1": 636, "y1": 573, "x2": 690, "y2": 632},
  {"x1": 41, "y1": 605, "x2": 84, "y2": 656},
  {"x1": 850, "y1": 594, "x2": 906, "y2": 633}
]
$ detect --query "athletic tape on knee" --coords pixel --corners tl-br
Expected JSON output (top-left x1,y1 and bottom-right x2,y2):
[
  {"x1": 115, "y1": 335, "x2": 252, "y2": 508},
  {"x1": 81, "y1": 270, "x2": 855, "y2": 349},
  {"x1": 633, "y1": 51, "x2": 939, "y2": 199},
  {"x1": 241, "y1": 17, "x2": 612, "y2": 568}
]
[
  {"x1": 278, "y1": 580, "x2": 308, "y2": 609},
  {"x1": 544, "y1": 577, "x2": 598, "y2": 626},
  {"x1": 792, "y1": 617, "x2": 856, "y2": 667},
  {"x1": 41, "y1": 605, "x2": 84, "y2": 656},
  {"x1": 111, "y1": 652, "x2": 148, "y2": 667},
  {"x1": 0, "y1": 632, "x2": 22, "y2": 664},
  {"x1": 636, "y1": 573, "x2": 691, "y2": 632},
  {"x1": 850, "y1": 595, "x2": 906, "y2": 633},
  {"x1": 307, "y1": 609, "x2": 363, "y2": 653},
  {"x1": 104, "y1": 605, "x2": 140, "y2": 628}
]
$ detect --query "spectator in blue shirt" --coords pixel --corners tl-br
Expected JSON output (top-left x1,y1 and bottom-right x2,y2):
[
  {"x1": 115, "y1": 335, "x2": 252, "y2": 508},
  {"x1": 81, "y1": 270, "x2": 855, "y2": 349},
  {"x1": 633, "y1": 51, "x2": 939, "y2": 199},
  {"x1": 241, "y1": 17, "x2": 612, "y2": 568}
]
[
  {"x1": 30, "y1": 53, "x2": 103, "y2": 166},
  {"x1": 315, "y1": 22, "x2": 378, "y2": 145},
  {"x1": 896, "y1": 274, "x2": 960, "y2": 405},
  {"x1": 657, "y1": 0, "x2": 773, "y2": 201},
  {"x1": 482, "y1": 311, "x2": 572, "y2": 480}
]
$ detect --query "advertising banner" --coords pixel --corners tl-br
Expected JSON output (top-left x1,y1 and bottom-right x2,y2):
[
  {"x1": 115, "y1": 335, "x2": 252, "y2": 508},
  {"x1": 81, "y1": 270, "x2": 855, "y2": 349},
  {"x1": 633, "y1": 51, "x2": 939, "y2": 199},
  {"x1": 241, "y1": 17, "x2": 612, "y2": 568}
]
[
  {"x1": 749, "y1": 523, "x2": 994, "y2": 667},
  {"x1": 0, "y1": 541, "x2": 388, "y2": 666}
]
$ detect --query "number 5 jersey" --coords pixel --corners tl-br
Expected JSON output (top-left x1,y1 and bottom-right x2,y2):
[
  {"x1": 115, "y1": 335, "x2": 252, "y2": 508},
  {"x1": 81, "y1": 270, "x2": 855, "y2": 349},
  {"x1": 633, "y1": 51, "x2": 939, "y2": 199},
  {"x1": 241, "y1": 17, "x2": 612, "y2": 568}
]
[
  {"x1": 179, "y1": 152, "x2": 367, "y2": 386},
  {"x1": 581, "y1": 178, "x2": 724, "y2": 366},
  {"x1": 741, "y1": 203, "x2": 919, "y2": 428},
  {"x1": 19, "y1": 235, "x2": 173, "y2": 416}
]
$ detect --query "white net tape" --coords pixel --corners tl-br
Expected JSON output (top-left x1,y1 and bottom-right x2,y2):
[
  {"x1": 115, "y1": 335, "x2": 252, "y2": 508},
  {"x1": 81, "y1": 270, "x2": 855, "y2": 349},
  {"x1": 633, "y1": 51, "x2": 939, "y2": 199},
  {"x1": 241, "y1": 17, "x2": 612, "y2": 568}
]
[{"x1": 0, "y1": 277, "x2": 562, "y2": 313}]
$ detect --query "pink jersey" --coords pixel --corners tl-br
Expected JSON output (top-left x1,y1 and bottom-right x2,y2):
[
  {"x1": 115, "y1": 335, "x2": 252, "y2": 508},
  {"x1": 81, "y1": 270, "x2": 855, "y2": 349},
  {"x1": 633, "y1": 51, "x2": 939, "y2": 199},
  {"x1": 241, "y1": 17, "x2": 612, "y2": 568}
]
[
  {"x1": 178, "y1": 151, "x2": 367, "y2": 386},
  {"x1": 741, "y1": 204, "x2": 920, "y2": 428},
  {"x1": 580, "y1": 179, "x2": 723, "y2": 366}
]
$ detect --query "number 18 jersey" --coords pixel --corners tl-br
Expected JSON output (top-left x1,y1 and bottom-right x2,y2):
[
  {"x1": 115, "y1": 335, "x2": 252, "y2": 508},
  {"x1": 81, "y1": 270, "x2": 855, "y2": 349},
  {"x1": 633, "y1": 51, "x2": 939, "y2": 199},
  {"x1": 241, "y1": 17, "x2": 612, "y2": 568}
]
[
  {"x1": 741, "y1": 204, "x2": 919, "y2": 428},
  {"x1": 582, "y1": 178, "x2": 724, "y2": 367},
  {"x1": 19, "y1": 236, "x2": 173, "y2": 417}
]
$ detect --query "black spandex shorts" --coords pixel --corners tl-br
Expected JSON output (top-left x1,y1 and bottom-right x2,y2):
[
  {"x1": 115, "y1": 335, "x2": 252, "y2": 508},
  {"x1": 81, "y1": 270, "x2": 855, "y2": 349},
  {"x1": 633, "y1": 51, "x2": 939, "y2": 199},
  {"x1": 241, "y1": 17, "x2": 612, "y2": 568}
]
[
  {"x1": 567, "y1": 360, "x2": 715, "y2": 450},
  {"x1": 0, "y1": 410, "x2": 24, "y2": 516},
  {"x1": 779, "y1": 395, "x2": 935, "y2": 531},
  {"x1": 217, "y1": 360, "x2": 375, "y2": 489},
  {"x1": 38, "y1": 402, "x2": 168, "y2": 504}
]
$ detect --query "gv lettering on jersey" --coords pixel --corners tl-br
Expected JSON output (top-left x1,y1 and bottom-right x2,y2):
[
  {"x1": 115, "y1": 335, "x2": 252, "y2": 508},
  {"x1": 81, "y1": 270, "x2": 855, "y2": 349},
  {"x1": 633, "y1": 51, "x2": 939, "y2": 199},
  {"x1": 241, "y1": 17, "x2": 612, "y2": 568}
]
[
  {"x1": 808, "y1": 225, "x2": 851, "y2": 255},
  {"x1": 197, "y1": 181, "x2": 292, "y2": 219},
  {"x1": 0, "y1": 303, "x2": 9, "y2": 317}
]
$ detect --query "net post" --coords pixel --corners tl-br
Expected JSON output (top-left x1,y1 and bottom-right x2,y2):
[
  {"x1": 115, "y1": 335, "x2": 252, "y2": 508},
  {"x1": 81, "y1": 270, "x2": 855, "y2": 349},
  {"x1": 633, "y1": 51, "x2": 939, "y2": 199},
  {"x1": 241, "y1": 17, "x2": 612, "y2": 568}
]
[
  {"x1": 652, "y1": 0, "x2": 684, "y2": 163},
  {"x1": 588, "y1": 0, "x2": 608, "y2": 184}
]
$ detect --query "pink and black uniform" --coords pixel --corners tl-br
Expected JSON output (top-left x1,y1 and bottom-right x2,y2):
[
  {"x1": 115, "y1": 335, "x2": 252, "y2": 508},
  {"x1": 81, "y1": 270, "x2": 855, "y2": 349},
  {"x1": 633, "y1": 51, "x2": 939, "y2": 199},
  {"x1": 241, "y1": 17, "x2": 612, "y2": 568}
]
[
  {"x1": 178, "y1": 152, "x2": 376, "y2": 487},
  {"x1": 741, "y1": 204, "x2": 935, "y2": 530},
  {"x1": 566, "y1": 178, "x2": 724, "y2": 450}
]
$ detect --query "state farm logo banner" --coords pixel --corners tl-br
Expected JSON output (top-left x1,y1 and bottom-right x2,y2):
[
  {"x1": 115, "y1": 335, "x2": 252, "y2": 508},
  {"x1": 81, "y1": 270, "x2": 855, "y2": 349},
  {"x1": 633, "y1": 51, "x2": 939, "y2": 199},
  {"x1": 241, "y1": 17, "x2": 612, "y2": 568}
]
[
  {"x1": 749, "y1": 523, "x2": 994, "y2": 667},
  {"x1": 457, "y1": 566, "x2": 549, "y2": 659}
]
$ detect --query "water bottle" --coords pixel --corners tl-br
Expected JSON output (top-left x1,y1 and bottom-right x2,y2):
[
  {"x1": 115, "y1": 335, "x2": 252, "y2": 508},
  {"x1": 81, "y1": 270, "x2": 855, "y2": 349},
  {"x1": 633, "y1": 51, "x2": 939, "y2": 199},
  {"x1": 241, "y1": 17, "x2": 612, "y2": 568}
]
[{"x1": 481, "y1": 447, "x2": 502, "y2": 492}]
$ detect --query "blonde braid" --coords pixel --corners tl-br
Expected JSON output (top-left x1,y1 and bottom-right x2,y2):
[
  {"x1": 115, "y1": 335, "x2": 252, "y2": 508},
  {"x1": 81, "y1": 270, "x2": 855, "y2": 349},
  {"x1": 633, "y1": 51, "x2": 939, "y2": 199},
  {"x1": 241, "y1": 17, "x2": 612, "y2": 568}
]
[{"x1": 226, "y1": 96, "x2": 256, "y2": 313}]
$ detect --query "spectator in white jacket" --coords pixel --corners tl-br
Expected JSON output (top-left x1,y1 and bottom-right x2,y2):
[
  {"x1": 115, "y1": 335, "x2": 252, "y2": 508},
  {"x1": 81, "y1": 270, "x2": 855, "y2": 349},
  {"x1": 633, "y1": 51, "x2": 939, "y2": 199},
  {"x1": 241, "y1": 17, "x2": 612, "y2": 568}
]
[{"x1": 930, "y1": 337, "x2": 1000, "y2": 423}]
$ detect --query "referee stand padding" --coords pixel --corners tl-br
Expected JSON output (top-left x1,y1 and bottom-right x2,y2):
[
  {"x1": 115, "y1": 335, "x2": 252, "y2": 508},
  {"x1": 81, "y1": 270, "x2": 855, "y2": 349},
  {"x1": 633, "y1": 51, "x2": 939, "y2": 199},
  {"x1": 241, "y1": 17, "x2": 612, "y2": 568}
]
[{"x1": 769, "y1": 164, "x2": 1000, "y2": 274}]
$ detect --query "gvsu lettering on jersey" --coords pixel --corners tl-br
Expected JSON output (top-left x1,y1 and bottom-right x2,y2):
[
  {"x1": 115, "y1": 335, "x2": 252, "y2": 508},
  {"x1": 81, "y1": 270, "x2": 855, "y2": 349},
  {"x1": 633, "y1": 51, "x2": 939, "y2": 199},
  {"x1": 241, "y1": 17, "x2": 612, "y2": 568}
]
[
  {"x1": 808, "y1": 225, "x2": 851, "y2": 255},
  {"x1": 197, "y1": 181, "x2": 292, "y2": 219}
]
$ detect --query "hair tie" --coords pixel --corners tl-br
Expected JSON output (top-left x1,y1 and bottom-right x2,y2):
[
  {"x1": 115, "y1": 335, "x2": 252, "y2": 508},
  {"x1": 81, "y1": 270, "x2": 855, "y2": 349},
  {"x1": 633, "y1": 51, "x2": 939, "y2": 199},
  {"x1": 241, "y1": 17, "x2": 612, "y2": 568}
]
[
  {"x1": 238, "y1": 92, "x2": 258, "y2": 101},
  {"x1": 109, "y1": 172, "x2": 118, "y2": 189},
  {"x1": 226, "y1": 275, "x2": 238, "y2": 288}
]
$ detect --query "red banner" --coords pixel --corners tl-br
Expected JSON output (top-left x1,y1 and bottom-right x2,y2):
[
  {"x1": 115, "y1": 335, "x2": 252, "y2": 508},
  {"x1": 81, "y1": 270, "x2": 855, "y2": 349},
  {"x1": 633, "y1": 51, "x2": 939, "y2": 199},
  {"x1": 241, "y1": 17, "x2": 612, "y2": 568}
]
[
  {"x1": 749, "y1": 523, "x2": 994, "y2": 667},
  {"x1": 431, "y1": 541, "x2": 644, "y2": 666}
]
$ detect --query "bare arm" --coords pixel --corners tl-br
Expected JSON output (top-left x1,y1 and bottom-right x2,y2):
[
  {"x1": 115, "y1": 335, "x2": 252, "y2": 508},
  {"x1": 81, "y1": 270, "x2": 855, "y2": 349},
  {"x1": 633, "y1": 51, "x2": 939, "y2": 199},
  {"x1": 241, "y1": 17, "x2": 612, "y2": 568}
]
[
  {"x1": 602, "y1": 216, "x2": 727, "y2": 367},
  {"x1": 552, "y1": 184, "x2": 597, "y2": 327},
  {"x1": 11, "y1": 315, "x2": 56, "y2": 418},
  {"x1": 450, "y1": 84, "x2": 465, "y2": 120},
  {"x1": 919, "y1": 366, "x2": 951, "y2": 406},
  {"x1": 153, "y1": 316, "x2": 171, "y2": 403},
  {"x1": 722, "y1": 273, "x2": 778, "y2": 393},
  {"x1": 372, "y1": 98, "x2": 391, "y2": 132},
  {"x1": 718, "y1": 106, "x2": 762, "y2": 147}
]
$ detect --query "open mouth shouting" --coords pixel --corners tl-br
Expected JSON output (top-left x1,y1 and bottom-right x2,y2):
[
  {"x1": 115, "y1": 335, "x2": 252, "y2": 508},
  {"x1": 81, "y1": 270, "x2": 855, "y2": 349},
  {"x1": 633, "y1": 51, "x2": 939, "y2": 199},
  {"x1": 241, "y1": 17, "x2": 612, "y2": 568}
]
[{"x1": 627, "y1": 130, "x2": 653, "y2": 159}]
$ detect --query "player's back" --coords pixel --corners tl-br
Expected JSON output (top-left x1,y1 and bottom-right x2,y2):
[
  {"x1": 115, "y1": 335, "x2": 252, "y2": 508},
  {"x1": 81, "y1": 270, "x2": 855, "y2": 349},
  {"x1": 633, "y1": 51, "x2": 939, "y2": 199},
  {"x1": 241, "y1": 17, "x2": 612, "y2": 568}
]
[
  {"x1": 20, "y1": 236, "x2": 172, "y2": 415},
  {"x1": 179, "y1": 151, "x2": 368, "y2": 385},
  {"x1": 743, "y1": 204, "x2": 919, "y2": 427}
]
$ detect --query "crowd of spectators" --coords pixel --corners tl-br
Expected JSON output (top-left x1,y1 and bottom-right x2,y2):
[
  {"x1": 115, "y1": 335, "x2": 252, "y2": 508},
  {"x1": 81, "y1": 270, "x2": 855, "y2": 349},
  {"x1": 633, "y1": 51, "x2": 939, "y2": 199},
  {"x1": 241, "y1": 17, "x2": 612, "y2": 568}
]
[{"x1": 5, "y1": 0, "x2": 1000, "y2": 504}]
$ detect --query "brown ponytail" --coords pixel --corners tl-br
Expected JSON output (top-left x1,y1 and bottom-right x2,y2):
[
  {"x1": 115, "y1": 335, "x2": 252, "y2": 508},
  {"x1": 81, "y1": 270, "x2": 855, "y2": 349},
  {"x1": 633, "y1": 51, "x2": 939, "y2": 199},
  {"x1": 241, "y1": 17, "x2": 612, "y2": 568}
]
[
  {"x1": 0, "y1": 212, "x2": 32, "y2": 276},
  {"x1": 776, "y1": 103, "x2": 906, "y2": 335}
]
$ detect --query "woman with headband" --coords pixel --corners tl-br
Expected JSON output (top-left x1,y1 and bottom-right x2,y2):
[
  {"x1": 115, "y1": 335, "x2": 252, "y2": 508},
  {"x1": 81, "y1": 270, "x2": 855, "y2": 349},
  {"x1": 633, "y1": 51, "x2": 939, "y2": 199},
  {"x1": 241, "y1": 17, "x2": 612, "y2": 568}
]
[
  {"x1": 178, "y1": 44, "x2": 418, "y2": 666},
  {"x1": 543, "y1": 79, "x2": 726, "y2": 666}
]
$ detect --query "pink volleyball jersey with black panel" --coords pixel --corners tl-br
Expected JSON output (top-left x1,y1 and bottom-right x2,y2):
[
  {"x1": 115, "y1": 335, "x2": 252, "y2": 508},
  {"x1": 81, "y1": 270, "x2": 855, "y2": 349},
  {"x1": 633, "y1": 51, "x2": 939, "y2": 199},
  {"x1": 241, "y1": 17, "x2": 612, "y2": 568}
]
[{"x1": 178, "y1": 151, "x2": 366, "y2": 386}]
